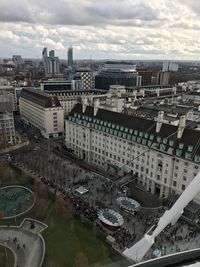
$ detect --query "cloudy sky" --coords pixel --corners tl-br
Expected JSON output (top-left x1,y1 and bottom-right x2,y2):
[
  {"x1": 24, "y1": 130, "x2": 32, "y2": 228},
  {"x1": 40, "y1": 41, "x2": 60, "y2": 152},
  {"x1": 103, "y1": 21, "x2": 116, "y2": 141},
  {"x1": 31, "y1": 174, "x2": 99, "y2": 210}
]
[{"x1": 0, "y1": 0, "x2": 200, "y2": 60}]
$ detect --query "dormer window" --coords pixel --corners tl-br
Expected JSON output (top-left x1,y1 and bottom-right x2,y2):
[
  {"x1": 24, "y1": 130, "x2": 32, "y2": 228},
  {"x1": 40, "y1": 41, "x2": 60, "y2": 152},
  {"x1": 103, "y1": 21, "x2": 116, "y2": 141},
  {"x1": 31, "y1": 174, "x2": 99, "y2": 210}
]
[
  {"x1": 176, "y1": 149, "x2": 182, "y2": 157},
  {"x1": 195, "y1": 155, "x2": 200, "y2": 163},
  {"x1": 179, "y1": 143, "x2": 184, "y2": 149},
  {"x1": 185, "y1": 152, "x2": 191, "y2": 160},
  {"x1": 163, "y1": 138, "x2": 167, "y2": 144},
  {"x1": 150, "y1": 134, "x2": 154, "y2": 140},
  {"x1": 188, "y1": 145, "x2": 193, "y2": 152},
  {"x1": 169, "y1": 140, "x2": 174, "y2": 146},
  {"x1": 160, "y1": 144, "x2": 166, "y2": 151},
  {"x1": 139, "y1": 131, "x2": 143, "y2": 137},
  {"x1": 157, "y1": 136, "x2": 161, "y2": 142},
  {"x1": 129, "y1": 129, "x2": 133, "y2": 134}
]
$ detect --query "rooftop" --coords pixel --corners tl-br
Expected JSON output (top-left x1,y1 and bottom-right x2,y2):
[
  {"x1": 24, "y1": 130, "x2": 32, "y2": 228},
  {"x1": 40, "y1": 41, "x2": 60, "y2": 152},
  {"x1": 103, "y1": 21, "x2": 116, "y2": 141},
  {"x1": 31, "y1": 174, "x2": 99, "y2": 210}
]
[
  {"x1": 21, "y1": 88, "x2": 61, "y2": 108},
  {"x1": 68, "y1": 103, "x2": 200, "y2": 161}
]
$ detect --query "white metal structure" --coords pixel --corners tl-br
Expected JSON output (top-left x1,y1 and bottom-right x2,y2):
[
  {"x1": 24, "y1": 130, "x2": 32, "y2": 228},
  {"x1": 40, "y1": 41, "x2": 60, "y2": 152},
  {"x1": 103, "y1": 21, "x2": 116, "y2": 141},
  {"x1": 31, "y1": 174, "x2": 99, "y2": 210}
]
[{"x1": 123, "y1": 171, "x2": 200, "y2": 262}]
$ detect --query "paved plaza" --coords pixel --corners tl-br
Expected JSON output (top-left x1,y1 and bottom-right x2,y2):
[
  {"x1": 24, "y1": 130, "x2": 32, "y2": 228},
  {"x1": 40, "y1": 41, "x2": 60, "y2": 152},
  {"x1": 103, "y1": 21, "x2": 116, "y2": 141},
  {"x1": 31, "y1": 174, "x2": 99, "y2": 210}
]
[{"x1": 0, "y1": 218, "x2": 47, "y2": 267}]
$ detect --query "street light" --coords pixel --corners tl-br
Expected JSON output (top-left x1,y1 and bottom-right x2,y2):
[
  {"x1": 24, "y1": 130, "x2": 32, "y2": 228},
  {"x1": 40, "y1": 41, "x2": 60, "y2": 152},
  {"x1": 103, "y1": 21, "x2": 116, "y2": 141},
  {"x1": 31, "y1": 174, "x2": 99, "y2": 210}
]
[
  {"x1": 13, "y1": 209, "x2": 17, "y2": 223},
  {"x1": 4, "y1": 241, "x2": 7, "y2": 260}
]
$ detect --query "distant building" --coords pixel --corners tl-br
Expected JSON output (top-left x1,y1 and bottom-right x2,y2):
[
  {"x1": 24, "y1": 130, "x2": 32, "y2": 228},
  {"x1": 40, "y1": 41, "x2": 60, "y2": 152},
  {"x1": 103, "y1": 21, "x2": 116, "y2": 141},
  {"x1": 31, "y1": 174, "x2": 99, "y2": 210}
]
[
  {"x1": 95, "y1": 62, "x2": 141, "y2": 90},
  {"x1": 0, "y1": 93, "x2": 16, "y2": 146},
  {"x1": 75, "y1": 69, "x2": 93, "y2": 90},
  {"x1": 41, "y1": 79, "x2": 82, "y2": 92},
  {"x1": 68, "y1": 46, "x2": 73, "y2": 67},
  {"x1": 162, "y1": 61, "x2": 178, "y2": 72},
  {"x1": 157, "y1": 71, "x2": 170, "y2": 86},
  {"x1": 137, "y1": 69, "x2": 152, "y2": 86},
  {"x1": 12, "y1": 55, "x2": 23, "y2": 67},
  {"x1": 42, "y1": 48, "x2": 60, "y2": 76},
  {"x1": 19, "y1": 88, "x2": 64, "y2": 138}
]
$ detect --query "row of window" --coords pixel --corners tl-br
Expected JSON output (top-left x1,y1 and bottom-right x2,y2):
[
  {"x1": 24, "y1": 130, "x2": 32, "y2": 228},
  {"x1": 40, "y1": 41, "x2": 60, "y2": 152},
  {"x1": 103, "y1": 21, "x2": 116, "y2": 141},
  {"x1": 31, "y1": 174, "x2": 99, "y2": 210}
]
[{"x1": 68, "y1": 115, "x2": 196, "y2": 157}]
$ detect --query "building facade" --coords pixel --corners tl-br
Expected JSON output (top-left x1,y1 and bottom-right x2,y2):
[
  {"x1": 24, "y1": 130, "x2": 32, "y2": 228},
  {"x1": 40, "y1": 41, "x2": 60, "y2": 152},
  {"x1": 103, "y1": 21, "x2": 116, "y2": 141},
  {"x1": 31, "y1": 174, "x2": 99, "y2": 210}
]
[
  {"x1": 0, "y1": 93, "x2": 16, "y2": 146},
  {"x1": 20, "y1": 88, "x2": 64, "y2": 138},
  {"x1": 75, "y1": 69, "x2": 93, "y2": 90},
  {"x1": 65, "y1": 104, "x2": 200, "y2": 203},
  {"x1": 42, "y1": 79, "x2": 73, "y2": 91},
  {"x1": 157, "y1": 71, "x2": 170, "y2": 86},
  {"x1": 47, "y1": 89, "x2": 106, "y2": 115},
  {"x1": 95, "y1": 62, "x2": 141, "y2": 90},
  {"x1": 137, "y1": 69, "x2": 152, "y2": 86}
]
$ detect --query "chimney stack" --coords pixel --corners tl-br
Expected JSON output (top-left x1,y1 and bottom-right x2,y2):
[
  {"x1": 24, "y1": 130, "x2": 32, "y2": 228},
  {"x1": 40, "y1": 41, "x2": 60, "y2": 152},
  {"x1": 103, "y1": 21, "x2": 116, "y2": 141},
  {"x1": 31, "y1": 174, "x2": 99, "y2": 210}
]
[
  {"x1": 156, "y1": 111, "x2": 164, "y2": 133},
  {"x1": 94, "y1": 99, "x2": 100, "y2": 116},
  {"x1": 177, "y1": 115, "x2": 186, "y2": 139},
  {"x1": 82, "y1": 97, "x2": 88, "y2": 113}
]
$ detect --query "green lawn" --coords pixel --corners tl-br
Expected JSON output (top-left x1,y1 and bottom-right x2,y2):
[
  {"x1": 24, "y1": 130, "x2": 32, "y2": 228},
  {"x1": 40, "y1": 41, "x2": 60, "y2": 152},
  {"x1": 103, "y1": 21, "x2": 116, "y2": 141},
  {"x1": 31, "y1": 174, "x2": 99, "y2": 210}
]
[
  {"x1": 0, "y1": 161, "x2": 129, "y2": 267},
  {"x1": 0, "y1": 245, "x2": 14, "y2": 267}
]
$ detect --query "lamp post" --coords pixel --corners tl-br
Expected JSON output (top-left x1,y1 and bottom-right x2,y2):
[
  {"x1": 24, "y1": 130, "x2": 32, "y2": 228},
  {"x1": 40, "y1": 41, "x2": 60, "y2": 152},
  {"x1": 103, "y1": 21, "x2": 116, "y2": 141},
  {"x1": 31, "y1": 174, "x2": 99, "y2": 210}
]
[
  {"x1": 4, "y1": 241, "x2": 7, "y2": 260},
  {"x1": 13, "y1": 209, "x2": 16, "y2": 223}
]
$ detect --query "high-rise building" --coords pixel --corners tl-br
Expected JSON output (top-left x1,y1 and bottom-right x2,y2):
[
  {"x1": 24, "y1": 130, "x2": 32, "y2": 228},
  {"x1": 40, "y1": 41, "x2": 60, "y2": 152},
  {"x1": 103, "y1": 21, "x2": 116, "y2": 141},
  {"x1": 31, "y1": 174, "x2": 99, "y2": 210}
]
[
  {"x1": 162, "y1": 61, "x2": 178, "y2": 72},
  {"x1": 42, "y1": 48, "x2": 60, "y2": 76},
  {"x1": 157, "y1": 71, "x2": 170, "y2": 86},
  {"x1": 12, "y1": 55, "x2": 23, "y2": 68},
  {"x1": 0, "y1": 93, "x2": 16, "y2": 146},
  {"x1": 68, "y1": 46, "x2": 73, "y2": 67}
]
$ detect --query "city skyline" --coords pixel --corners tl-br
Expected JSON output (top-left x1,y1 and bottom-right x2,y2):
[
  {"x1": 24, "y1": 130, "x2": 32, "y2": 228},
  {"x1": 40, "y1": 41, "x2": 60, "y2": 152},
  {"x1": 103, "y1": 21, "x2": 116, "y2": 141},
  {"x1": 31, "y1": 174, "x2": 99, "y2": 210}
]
[{"x1": 0, "y1": 0, "x2": 200, "y2": 60}]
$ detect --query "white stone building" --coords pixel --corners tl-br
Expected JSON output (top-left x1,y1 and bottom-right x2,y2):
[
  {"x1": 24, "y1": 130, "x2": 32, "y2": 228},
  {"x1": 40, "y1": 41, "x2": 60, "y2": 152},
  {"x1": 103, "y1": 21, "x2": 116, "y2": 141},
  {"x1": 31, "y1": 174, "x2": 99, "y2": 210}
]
[
  {"x1": 65, "y1": 104, "x2": 200, "y2": 204},
  {"x1": 47, "y1": 89, "x2": 106, "y2": 115},
  {"x1": 19, "y1": 88, "x2": 64, "y2": 138}
]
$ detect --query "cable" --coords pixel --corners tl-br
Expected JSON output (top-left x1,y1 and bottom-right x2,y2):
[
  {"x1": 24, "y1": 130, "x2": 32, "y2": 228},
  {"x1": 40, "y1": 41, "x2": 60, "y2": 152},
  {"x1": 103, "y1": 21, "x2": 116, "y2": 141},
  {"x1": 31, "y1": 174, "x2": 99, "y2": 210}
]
[{"x1": 117, "y1": 115, "x2": 200, "y2": 172}]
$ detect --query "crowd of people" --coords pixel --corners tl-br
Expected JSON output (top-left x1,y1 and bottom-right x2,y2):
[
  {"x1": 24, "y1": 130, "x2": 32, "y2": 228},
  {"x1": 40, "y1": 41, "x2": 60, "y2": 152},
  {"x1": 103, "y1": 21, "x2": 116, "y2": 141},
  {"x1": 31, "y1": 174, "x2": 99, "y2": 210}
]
[
  {"x1": 112, "y1": 227, "x2": 133, "y2": 250},
  {"x1": 68, "y1": 195, "x2": 97, "y2": 222}
]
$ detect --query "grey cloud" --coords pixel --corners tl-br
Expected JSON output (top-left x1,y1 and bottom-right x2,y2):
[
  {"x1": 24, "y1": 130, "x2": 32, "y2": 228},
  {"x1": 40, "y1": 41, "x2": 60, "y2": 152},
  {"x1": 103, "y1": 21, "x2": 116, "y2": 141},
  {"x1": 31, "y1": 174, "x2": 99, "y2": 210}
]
[
  {"x1": 86, "y1": 2, "x2": 157, "y2": 21},
  {"x1": 0, "y1": 0, "x2": 159, "y2": 26}
]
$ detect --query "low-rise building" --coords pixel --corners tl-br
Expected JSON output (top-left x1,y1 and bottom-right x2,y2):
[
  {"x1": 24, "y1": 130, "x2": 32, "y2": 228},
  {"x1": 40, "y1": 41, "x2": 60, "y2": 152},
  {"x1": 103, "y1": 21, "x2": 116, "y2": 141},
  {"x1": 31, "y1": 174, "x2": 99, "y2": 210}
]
[
  {"x1": 19, "y1": 88, "x2": 64, "y2": 138},
  {"x1": 47, "y1": 89, "x2": 106, "y2": 115},
  {"x1": 65, "y1": 104, "x2": 200, "y2": 203}
]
